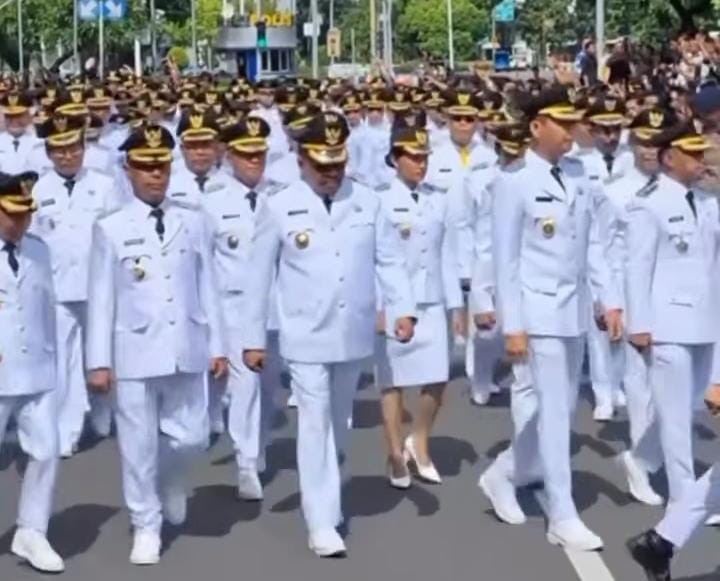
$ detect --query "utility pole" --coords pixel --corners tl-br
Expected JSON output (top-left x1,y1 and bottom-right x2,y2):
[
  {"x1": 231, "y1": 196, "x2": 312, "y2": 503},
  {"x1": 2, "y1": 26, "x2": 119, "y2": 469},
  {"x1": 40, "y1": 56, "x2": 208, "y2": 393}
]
[
  {"x1": 369, "y1": 0, "x2": 377, "y2": 63},
  {"x1": 311, "y1": 0, "x2": 319, "y2": 78},
  {"x1": 150, "y1": 0, "x2": 158, "y2": 71},
  {"x1": 17, "y1": 0, "x2": 23, "y2": 75},
  {"x1": 191, "y1": 0, "x2": 198, "y2": 68},
  {"x1": 98, "y1": 0, "x2": 105, "y2": 78},
  {"x1": 596, "y1": 0, "x2": 605, "y2": 78},
  {"x1": 446, "y1": 0, "x2": 454, "y2": 70},
  {"x1": 73, "y1": 0, "x2": 79, "y2": 74}
]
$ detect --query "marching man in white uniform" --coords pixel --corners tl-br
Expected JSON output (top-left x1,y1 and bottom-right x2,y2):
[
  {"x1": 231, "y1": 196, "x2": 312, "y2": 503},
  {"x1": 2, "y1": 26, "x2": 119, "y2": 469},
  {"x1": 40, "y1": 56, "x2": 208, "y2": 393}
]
[
  {"x1": 625, "y1": 121, "x2": 720, "y2": 511},
  {"x1": 243, "y1": 113, "x2": 416, "y2": 557},
  {"x1": 492, "y1": 87, "x2": 623, "y2": 551},
  {"x1": 0, "y1": 171, "x2": 64, "y2": 573},
  {"x1": 374, "y1": 120, "x2": 464, "y2": 489},
  {"x1": 204, "y1": 116, "x2": 286, "y2": 499},
  {"x1": 31, "y1": 113, "x2": 121, "y2": 456},
  {"x1": 85, "y1": 124, "x2": 228, "y2": 565},
  {"x1": 0, "y1": 92, "x2": 41, "y2": 174}
]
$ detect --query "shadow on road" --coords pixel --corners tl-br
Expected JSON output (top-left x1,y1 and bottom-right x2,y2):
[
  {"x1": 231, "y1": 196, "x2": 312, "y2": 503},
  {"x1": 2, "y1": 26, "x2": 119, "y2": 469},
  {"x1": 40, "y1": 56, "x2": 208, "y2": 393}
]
[{"x1": 352, "y1": 399, "x2": 412, "y2": 430}]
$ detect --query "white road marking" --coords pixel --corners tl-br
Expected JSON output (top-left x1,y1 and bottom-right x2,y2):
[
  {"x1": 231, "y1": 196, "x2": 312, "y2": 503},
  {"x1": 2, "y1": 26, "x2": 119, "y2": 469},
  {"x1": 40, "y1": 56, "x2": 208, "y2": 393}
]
[{"x1": 534, "y1": 490, "x2": 617, "y2": 581}]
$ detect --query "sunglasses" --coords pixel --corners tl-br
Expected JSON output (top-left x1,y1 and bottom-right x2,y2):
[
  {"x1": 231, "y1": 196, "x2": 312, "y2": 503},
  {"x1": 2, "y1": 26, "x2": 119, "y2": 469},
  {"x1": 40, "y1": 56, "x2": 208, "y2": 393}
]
[{"x1": 451, "y1": 115, "x2": 478, "y2": 124}]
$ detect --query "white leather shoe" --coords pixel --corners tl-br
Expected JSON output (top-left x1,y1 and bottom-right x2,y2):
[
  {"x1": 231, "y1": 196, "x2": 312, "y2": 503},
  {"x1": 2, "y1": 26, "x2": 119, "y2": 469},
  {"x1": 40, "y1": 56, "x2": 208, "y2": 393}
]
[
  {"x1": 547, "y1": 518, "x2": 603, "y2": 551},
  {"x1": 161, "y1": 485, "x2": 188, "y2": 526},
  {"x1": 470, "y1": 391, "x2": 491, "y2": 406},
  {"x1": 287, "y1": 393, "x2": 298, "y2": 408},
  {"x1": 705, "y1": 514, "x2": 720, "y2": 526},
  {"x1": 11, "y1": 528, "x2": 64, "y2": 573},
  {"x1": 478, "y1": 467, "x2": 526, "y2": 525},
  {"x1": 237, "y1": 469, "x2": 264, "y2": 501},
  {"x1": 388, "y1": 458, "x2": 411, "y2": 489},
  {"x1": 308, "y1": 528, "x2": 346, "y2": 557},
  {"x1": 593, "y1": 401, "x2": 614, "y2": 422},
  {"x1": 404, "y1": 436, "x2": 442, "y2": 484},
  {"x1": 617, "y1": 451, "x2": 663, "y2": 506},
  {"x1": 130, "y1": 530, "x2": 161, "y2": 565},
  {"x1": 613, "y1": 390, "x2": 627, "y2": 408}
]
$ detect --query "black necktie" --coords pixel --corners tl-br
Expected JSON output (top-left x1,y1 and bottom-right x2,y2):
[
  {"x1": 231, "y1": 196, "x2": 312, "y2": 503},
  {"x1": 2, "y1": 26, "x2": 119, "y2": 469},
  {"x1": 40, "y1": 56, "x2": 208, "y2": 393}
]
[
  {"x1": 3, "y1": 242, "x2": 19, "y2": 277},
  {"x1": 246, "y1": 190, "x2": 258, "y2": 212},
  {"x1": 64, "y1": 178, "x2": 76, "y2": 197},
  {"x1": 195, "y1": 174, "x2": 208, "y2": 193},
  {"x1": 686, "y1": 190, "x2": 698, "y2": 220},
  {"x1": 411, "y1": 192, "x2": 419, "y2": 204},
  {"x1": 12, "y1": 139, "x2": 19, "y2": 152},
  {"x1": 603, "y1": 153, "x2": 615, "y2": 175},
  {"x1": 149, "y1": 208, "x2": 165, "y2": 242},
  {"x1": 550, "y1": 165, "x2": 566, "y2": 192},
  {"x1": 323, "y1": 196, "x2": 332, "y2": 214}
]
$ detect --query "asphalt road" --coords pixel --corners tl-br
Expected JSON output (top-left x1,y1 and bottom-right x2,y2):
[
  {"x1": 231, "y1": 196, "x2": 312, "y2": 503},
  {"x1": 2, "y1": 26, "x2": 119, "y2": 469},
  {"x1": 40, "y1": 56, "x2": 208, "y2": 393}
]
[{"x1": 0, "y1": 352, "x2": 718, "y2": 581}]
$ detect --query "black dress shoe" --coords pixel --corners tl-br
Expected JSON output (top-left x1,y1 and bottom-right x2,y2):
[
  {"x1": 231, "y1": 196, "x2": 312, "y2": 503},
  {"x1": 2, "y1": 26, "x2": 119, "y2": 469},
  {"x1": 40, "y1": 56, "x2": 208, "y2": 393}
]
[{"x1": 627, "y1": 530, "x2": 674, "y2": 581}]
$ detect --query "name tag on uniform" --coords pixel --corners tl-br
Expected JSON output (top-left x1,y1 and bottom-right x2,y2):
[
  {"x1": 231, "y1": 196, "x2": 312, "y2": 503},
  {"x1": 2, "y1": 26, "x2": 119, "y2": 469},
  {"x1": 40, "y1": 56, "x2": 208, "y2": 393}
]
[
  {"x1": 222, "y1": 214, "x2": 241, "y2": 220},
  {"x1": 439, "y1": 168, "x2": 452, "y2": 173},
  {"x1": 669, "y1": 216, "x2": 684, "y2": 223},
  {"x1": 589, "y1": 175, "x2": 600, "y2": 181},
  {"x1": 535, "y1": 196, "x2": 553, "y2": 203},
  {"x1": 124, "y1": 238, "x2": 145, "y2": 247},
  {"x1": 288, "y1": 209, "x2": 308, "y2": 216},
  {"x1": 41, "y1": 199, "x2": 56, "y2": 207},
  {"x1": 393, "y1": 207, "x2": 410, "y2": 212},
  {"x1": 170, "y1": 192, "x2": 187, "y2": 198}
]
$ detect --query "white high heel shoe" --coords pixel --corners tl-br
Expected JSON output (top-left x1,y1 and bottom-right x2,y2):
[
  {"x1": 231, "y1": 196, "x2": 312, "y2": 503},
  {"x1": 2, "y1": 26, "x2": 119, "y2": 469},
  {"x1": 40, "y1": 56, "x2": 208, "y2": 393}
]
[
  {"x1": 404, "y1": 435, "x2": 442, "y2": 484},
  {"x1": 387, "y1": 456, "x2": 411, "y2": 489}
]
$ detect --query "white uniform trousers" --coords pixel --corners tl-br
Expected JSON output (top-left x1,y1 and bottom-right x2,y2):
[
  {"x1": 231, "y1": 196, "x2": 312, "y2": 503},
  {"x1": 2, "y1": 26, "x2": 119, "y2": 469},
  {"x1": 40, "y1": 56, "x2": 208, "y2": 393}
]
[
  {"x1": 114, "y1": 372, "x2": 207, "y2": 534},
  {"x1": 484, "y1": 362, "x2": 543, "y2": 485},
  {"x1": 529, "y1": 336, "x2": 584, "y2": 523},
  {"x1": 651, "y1": 343, "x2": 713, "y2": 504},
  {"x1": 622, "y1": 342, "x2": 663, "y2": 471},
  {"x1": 656, "y1": 462, "x2": 720, "y2": 548},
  {"x1": 0, "y1": 391, "x2": 59, "y2": 533},
  {"x1": 586, "y1": 321, "x2": 622, "y2": 409},
  {"x1": 288, "y1": 360, "x2": 365, "y2": 533},
  {"x1": 469, "y1": 324, "x2": 503, "y2": 400},
  {"x1": 56, "y1": 302, "x2": 112, "y2": 453}
]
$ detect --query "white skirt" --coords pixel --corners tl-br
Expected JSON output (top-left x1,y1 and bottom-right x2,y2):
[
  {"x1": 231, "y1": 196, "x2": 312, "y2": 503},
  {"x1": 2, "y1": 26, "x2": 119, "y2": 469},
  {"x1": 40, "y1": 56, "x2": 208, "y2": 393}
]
[{"x1": 374, "y1": 303, "x2": 450, "y2": 389}]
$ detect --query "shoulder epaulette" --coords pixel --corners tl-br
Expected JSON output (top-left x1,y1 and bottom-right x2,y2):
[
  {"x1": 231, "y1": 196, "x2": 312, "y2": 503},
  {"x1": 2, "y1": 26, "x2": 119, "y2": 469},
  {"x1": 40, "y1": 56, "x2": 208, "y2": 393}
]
[
  {"x1": 205, "y1": 182, "x2": 226, "y2": 195},
  {"x1": 374, "y1": 182, "x2": 391, "y2": 192},
  {"x1": 470, "y1": 161, "x2": 490, "y2": 172}
]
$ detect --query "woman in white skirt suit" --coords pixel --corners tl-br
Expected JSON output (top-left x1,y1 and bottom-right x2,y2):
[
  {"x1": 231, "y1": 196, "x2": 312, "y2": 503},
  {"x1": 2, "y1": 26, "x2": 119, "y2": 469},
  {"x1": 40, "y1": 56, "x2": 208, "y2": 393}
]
[{"x1": 374, "y1": 119, "x2": 465, "y2": 488}]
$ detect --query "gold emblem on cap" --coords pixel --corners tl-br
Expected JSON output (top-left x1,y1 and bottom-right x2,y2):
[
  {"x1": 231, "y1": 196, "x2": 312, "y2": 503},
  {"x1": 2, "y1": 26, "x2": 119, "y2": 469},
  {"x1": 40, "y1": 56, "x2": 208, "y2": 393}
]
[
  {"x1": 458, "y1": 93, "x2": 470, "y2": 106},
  {"x1": 47, "y1": 88, "x2": 57, "y2": 99},
  {"x1": 295, "y1": 231, "x2": 310, "y2": 249},
  {"x1": 541, "y1": 218, "x2": 556, "y2": 238},
  {"x1": 145, "y1": 127, "x2": 162, "y2": 148},
  {"x1": 8, "y1": 94, "x2": 18, "y2": 106},
  {"x1": 406, "y1": 115, "x2": 417, "y2": 127},
  {"x1": 649, "y1": 110, "x2": 664, "y2": 128},
  {"x1": 53, "y1": 116, "x2": 68, "y2": 133},
  {"x1": 416, "y1": 131, "x2": 428, "y2": 146},
  {"x1": 70, "y1": 90, "x2": 83, "y2": 103},
  {"x1": 94, "y1": 88, "x2": 104, "y2": 98},
  {"x1": 190, "y1": 114, "x2": 203, "y2": 129},
  {"x1": 694, "y1": 118, "x2": 704, "y2": 135},
  {"x1": 400, "y1": 223, "x2": 412, "y2": 240},
  {"x1": 228, "y1": 235, "x2": 239, "y2": 249},
  {"x1": 325, "y1": 113, "x2": 339, "y2": 124},
  {"x1": 605, "y1": 98, "x2": 617, "y2": 112},
  {"x1": 326, "y1": 127, "x2": 341, "y2": 146},
  {"x1": 247, "y1": 119, "x2": 261, "y2": 137},
  {"x1": 206, "y1": 93, "x2": 218, "y2": 104},
  {"x1": 568, "y1": 88, "x2": 577, "y2": 103},
  {"x1": 484, "y1": 100, "x2": 494, "y2": 110}
]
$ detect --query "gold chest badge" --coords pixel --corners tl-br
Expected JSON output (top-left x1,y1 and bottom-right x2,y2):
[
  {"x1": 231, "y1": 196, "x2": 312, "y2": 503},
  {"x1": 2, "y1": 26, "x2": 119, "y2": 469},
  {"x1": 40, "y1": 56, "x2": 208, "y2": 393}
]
[
  {"x1": 399, "y1": 223, "x2": 412, "y2": 240},
  {"x1": 295, "y1": 231, "x2": 310, "y2": 249},
  {"x1": 132, "y1": 259, "x2": 146, "y2": 281},
  {"x1": 676, "y1": 238, "x2": 689, "y2": 253},
  {"x1": 541, "y1": 218, "x2": 556, "y2": 238}
]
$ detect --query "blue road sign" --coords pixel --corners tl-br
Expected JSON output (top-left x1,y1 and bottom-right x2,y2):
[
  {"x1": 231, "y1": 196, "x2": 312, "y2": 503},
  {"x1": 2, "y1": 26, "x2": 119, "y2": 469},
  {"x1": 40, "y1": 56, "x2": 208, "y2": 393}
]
[
  {"x1": 78, "y1": 0, "x2": 128, "y2": 21},
  {"x1": 493, "y1": 0, "x2": 515, "y2": 22}
]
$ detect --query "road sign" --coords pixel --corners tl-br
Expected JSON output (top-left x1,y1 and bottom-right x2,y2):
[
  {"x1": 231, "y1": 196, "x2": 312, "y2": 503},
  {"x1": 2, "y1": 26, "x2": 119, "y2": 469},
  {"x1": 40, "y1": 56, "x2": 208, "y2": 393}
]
[
  {"x1": 78, "y1": 0, "x2": 127, "y2": 21},
  {"x1": 493, "y1": 0, "x2": 515, "y2": 22},
  {"x1": 327, "y1": 27, "x2": 341, "y2": 59},
  {"x1": 303, "y1": 15, "x2": 324, "y2": 37}
]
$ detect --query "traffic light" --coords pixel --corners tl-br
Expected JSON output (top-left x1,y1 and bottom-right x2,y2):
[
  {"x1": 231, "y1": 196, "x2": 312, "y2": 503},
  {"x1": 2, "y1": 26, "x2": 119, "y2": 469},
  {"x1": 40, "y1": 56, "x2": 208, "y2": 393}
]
[{"x1": 256, "y1": 19, "x2": 268, "y2": 49}]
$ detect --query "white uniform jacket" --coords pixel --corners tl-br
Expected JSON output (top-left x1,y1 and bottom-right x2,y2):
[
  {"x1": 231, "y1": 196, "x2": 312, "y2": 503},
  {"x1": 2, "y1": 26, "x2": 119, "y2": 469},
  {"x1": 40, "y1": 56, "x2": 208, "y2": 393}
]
[
  {"x1": 492, "y1": 149, "x2": 621, "y2": 337},
  {"x1": 31, "y1": 168, "x2": 122, "y2": 303},
  {"x1": 374, "y1": 176, "x2": 463, "y2": 310},
  {"x1": 243, "y1": 177, "x2": 415, "y2": 363},
  {"x1": 625, "y1": 174, "x2": 720, "y2": 344},
  {"x1": 0, "y1": 234, "x2": 57, "y2": 396},
  {"x1": 85, "y1": 196, "x2": 226, "y2": 379}
]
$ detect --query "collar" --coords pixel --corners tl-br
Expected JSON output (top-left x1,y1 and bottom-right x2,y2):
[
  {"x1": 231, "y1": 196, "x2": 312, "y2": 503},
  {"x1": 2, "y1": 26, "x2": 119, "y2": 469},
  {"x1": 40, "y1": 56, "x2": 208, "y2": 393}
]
[
  {"x1": 525, "y1": 148, "x2": 558, "y2": 171},
  {"x1": 128, "y1": 195, "x2": 170, "y2": 220}
]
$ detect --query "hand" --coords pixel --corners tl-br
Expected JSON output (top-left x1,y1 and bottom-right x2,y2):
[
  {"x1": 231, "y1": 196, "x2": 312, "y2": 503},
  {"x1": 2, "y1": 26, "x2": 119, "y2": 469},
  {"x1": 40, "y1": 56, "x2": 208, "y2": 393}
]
[
  {"x1": 705, "y1": 384, "x2": 720, "y2": 416},
  {"x1": 87, "y1": 368, "x2": 114, "y2": 394},
  {"x1": 629, "y1": 333, "x2": 652, "y2": 353},
  {"x1": 452, "y1": 309, "x2": 468, "y2": 338},
  {"x1": 376, "y1": 311, "x2": 386, "y2": 334},
  {"x1": 210, "y1": 357, "x2": 229, "y2": 380},
  {"x1": 605, "y1": 309, "x2": 624, "y2": 342},
  {"x1": 394, "y1": 317, "x2": 416, "y2": 343},
  {"x1": 243, "y1": 349, "x2": 266, "y2": 373},
  {"x1": 474, "y1": 311, "x2": 496, "y2": 331},
  {"x1": 505, "y1": 333, "x2": 528, "y2": 361}
]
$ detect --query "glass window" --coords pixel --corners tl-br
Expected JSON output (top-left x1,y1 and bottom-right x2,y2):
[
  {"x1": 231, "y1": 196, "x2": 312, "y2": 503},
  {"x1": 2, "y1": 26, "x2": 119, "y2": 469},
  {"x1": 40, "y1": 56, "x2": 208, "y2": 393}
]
[
  {"x1": 279, "y1": 50, "x2": 288, "y2": 71},
  {"x1": 270, "y1": 50, "x2": 280, "y2": 72},
  {"x1": 261, "y1": 51, "x2": 268, "y2": 71}
]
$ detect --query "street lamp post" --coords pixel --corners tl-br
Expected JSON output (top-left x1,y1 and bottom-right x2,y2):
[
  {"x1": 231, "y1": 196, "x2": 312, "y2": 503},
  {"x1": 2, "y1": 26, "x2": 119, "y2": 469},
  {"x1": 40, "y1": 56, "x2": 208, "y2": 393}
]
[
  {"x1": 190, "y1": 0, "x2": 198, "y2": 68},
  {"x1": 596, "y1": 0, "x2": 605, "y2": 77},
  {"x1": 446, "y1": 0, "x2": 454, "y2": 70},
  {"x1": 17, "y1": 0, "x2": 23, "y2": 75},
  {"x1": 311, "y1": 0, "x2": 319, "y2": 78},
  {"x1": 150, "y1": 0, "x2": 158, "y2": 70}
]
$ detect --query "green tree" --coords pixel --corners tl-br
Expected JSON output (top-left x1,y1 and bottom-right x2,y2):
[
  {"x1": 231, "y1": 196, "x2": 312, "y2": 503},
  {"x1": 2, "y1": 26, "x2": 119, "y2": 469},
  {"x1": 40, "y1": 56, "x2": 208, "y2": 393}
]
[{"x1": 398, "y1": 0, "x2": 489, "y2": 62}]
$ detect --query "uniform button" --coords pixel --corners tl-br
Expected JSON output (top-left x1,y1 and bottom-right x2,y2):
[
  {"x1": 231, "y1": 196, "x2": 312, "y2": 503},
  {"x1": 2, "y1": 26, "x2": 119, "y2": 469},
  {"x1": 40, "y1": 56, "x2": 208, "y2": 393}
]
[
  {"x1": 18, "y1": 326, "x2": 24, "y2": 333},
  {"x1": 335, "y1": 251, "x2": 341, "y2": 257},
  {"x1": 421, "y1": 248, "x2": 427, "y2": 253},
  {"x1": 167, "y1": 297, "x2": 174, "y2": 303},
  {"x1": 421, "y1": 231, "x2": 427, "y2": 236},
  {"x1": 331, "y1": 227, "x2": 336, "y2": 232},
  {"x1": 169, "y1": 320, "x2": 176, "y2": 326},
  {"x1": 339, "y1": 276, "x2": 344, "y2": 282},
  {"x1": 162, "y1": 251, "x2": 168, "y2": 257},
  {"x1": 339, "y1": 301, "x2": 346, "y2": 308},
  {"x1": 165, "y1": 274, "x2": 171, "y2": 280},
  {"x1": 421, "y1": 265, "x2": 427, "y2": 269},
  {"x1": 21, "y1": 346, "x2": 28, "y2": 353}
]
